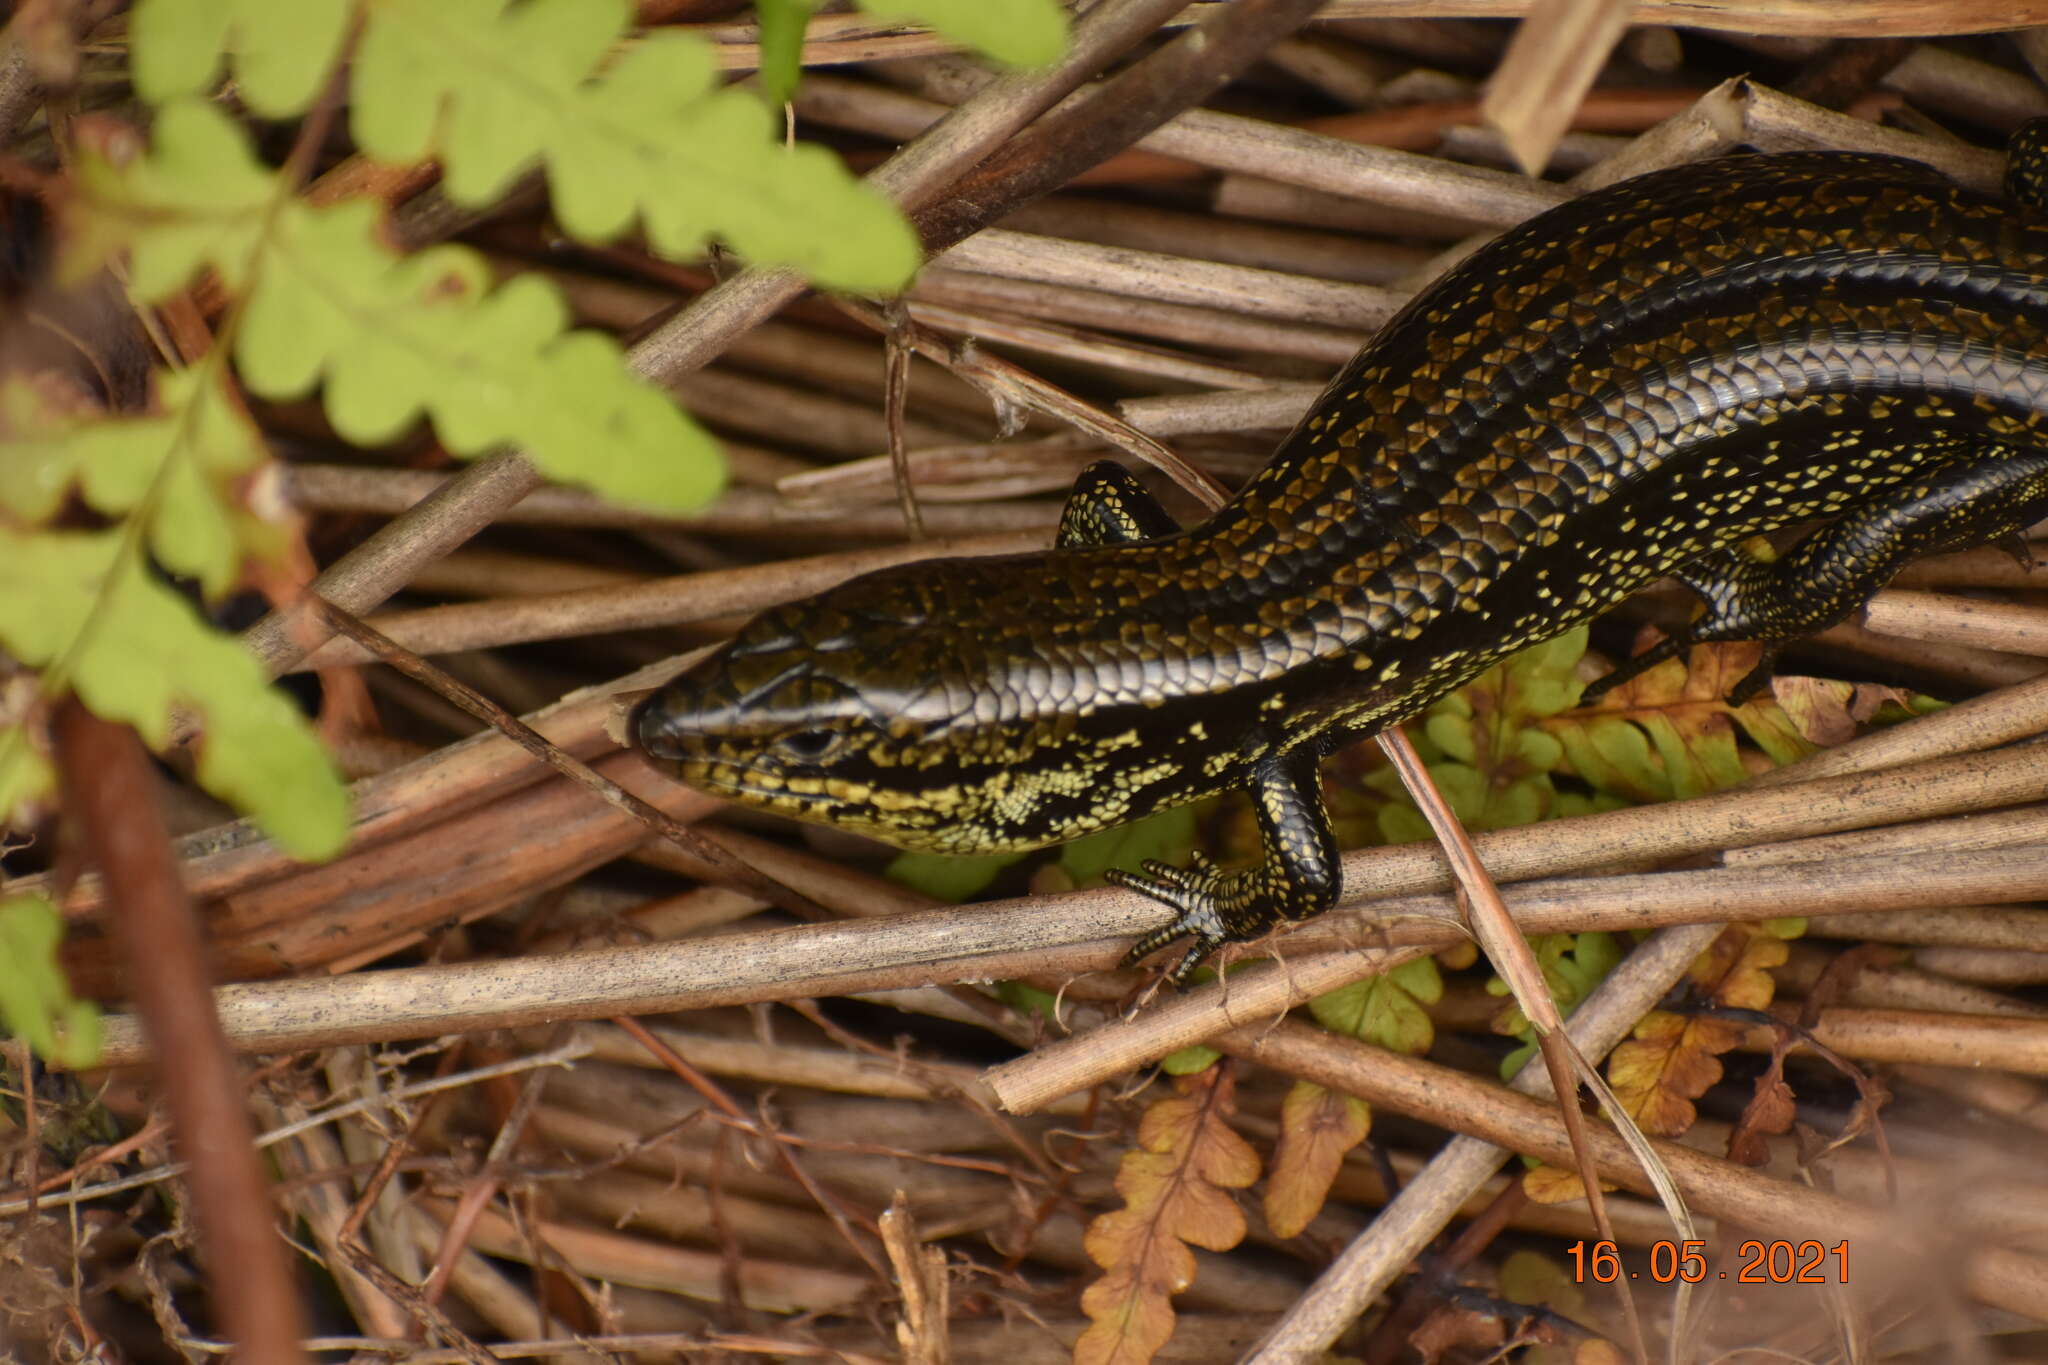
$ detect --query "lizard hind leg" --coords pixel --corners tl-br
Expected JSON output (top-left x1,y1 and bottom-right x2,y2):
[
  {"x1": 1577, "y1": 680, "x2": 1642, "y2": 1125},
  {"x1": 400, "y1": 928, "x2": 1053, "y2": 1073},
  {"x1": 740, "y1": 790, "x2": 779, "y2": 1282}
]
[
  {"x1": 1591, "y1": 445, "x2": 2048, "y2": 705},
  {"x1": 1580, "y1": 544, "x2": 1780, "y2": 703},
  {"x1": 1572, "y1": 536, "x2": 1785, "y2": 699}
]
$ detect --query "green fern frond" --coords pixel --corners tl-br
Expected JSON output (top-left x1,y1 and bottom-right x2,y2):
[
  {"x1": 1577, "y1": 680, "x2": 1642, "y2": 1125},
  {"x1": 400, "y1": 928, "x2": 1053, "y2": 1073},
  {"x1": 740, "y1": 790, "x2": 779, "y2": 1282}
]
[
  {"x1": 128, "y1": 0, "x2": 354, "y2": 118},
  {"x1": 351, "y1": 0, "x2": 921, "y2": 292},
  {"x1": 0, "y1": 895, "x2": 100, "y2": 1070},
  {"x1": 0, "y1": 529, "x2": 348, "y2": 859},
  {"x1": 67, "y1": 99, "x2": 724, "y2": 511},
  {"x1": 125, "y1": 0, "x2": 921, "y2": 293},
  {"x1": 753, "y1": 0, "x2": 817, "y2": 108},
  {"x1": 2, "y1": 372, "x2": 281, "y2": 598},
  {"x1": 855, "y1": 0, "x2": 1069, "y2": 67},
  {"x1": 0, "y1": 728, "x2": 55, "y2": 836}
]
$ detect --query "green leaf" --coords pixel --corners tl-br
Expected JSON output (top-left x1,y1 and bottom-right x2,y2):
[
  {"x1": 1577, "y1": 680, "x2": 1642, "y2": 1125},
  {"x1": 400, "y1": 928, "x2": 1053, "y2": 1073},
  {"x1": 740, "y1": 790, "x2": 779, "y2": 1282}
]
[
  {"x1": 1552, "y1": 929, "x2": 1623, "y2": 997},
  {"x1": 1547, "y1": 713, "x2": 1665, "y2": 802},
  {"x1": 1485, "y1": 932, "x2": 1615, "y2": 1006},
  {"x1": 66, "y1": 99, "x2": 275, "y2": 298},
  {"x1": 1057, "y1": 805, "x2": 1199, "y2": 887},
  {"x1": 1548, "y1": 640, "x2": 1825, "y2": 802},
  {"x1": 1487, "y1": 931, "x2": 1623, "y2": 1075},
  {"x1": 350, "y1": 1, "x2": 920, "y2": 293},
  {"x1": 1498, "y1": 627, "x2": 1588, "y2": 720},
  {"x1": 994, "y1": 980, "x2": 1058, "y2": 1019},
  {"x1": 855, "y1": 0, "x2": 1069, "y2": 67},
  {"x1": 129, "y1": 0, "x2": 353, "y2": 117},
  {"x1": 1309, "y1": 955, "x2": 1441, "y2": 1056},
  {"x1": 755, "y1": 0, "x2": 819, "y2": 108},
  {"x1": 1161, "y1": 1044, "x2": 1220, "y2": 1075},
  {"x1": 3, "y1": 371, "x2": 281, "y2": 598},
  {"x1": 888, "y1": 847, "x2": 1029, "y2": 902},
  {"x1": 0, "y1": 725, "x2": 55, "y2": 833},
  {"x1": 0, "y1": 894, "x2": 101, "y2": 1070},
  {"x1": 0, "y1": 529, "x2": 349, "y2": 858},
  {"x1": 1373, "y1": 628, "x2": 1589, "y2": 841},
  {"x1": 1729, "y1": 685, "x2": 1826, "y2": 766},
  {"x1": 68, "y1": 101, "x2": 726, "y2": 512}
]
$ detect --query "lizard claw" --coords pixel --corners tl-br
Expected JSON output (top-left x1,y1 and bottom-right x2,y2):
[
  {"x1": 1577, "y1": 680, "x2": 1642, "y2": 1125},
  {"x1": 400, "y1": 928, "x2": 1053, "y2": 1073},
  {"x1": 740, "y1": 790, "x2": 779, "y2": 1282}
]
[{"x1": 1107, "y1": 857, "x2": 1230, "y2": 986}]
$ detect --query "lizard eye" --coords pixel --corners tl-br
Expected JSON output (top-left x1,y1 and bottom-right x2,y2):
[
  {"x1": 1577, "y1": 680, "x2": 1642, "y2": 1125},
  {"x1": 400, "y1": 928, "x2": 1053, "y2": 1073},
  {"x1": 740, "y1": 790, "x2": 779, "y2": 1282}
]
[{"x1": 772, "y1": 727, "x2": 847, "y2": 765}]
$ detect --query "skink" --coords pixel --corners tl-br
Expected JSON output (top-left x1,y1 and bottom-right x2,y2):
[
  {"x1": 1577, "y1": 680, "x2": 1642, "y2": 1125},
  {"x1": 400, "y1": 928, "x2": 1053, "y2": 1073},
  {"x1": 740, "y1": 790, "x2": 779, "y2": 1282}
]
[{"x1": 636, "y1": 126, "x2": 2048, "y2": 981}]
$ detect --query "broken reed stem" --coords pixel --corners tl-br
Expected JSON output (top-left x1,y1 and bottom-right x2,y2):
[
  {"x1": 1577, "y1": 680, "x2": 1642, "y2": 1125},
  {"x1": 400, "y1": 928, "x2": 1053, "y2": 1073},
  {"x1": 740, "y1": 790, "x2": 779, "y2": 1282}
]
[
  {"x1": 289, "y1": 530, "x2": 1046, "y2": 672},
  {"x1": 1806, "y1": 902, "x2": 2048, "y2": 952},
  {"x1": 1861, "y1": 589, "x2": 2048, "y2": 657},
  {"x1": 279, "y1": 464, "x2": 1068, "y2": 539},
  {"x1": 85, "y1": 837, "x2": 2048, "y2": 1067}
]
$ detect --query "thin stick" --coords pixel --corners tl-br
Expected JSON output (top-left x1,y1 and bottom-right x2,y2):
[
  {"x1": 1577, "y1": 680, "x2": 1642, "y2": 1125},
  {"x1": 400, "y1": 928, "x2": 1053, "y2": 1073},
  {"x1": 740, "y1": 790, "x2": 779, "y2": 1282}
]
[
  {"x1": 1376, "y1": 726, "x2": 1653, "y2": 1360},
  {"x1": 52, "y1": 704, "x2": 311, "y2": 1365},
  {"x1": 914, "y1": 266, "x2": 1370, "y2": 363},
  {"x1": 933, "y1": 228, "x2": 1402, "y2": 328},
  {"x1": 1861, "y1": 588, "x2": 2048, "y2": 657},
  {"x1": 1118, "y1": 385, "x2": 1324, "y2": 438},
  {"x1": 834, "y1": 296, "x2": 1231, "y2": 507},
  {"x1": 612, "y1": 1015, "x2": 890, "y2": 1283},
  {"x1": 289, "y1": 530, "x2": 1047, "y2": 672},
  {"x1": 905, "y1": 299, "x2": 1277, "y2": 388},
  {"x1": 881, "y1": 308, "x2": 925, "y2": 539},
  {"x1": 280, "y1": 464, "x2": 1066, "y2": 539}
]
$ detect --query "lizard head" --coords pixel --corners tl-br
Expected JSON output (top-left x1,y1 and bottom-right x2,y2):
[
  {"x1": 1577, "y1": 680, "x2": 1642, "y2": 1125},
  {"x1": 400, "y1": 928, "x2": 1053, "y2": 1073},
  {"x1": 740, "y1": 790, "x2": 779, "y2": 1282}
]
[{"x1": 631, "y1": 555, "x2": 1133, "y2": 855}]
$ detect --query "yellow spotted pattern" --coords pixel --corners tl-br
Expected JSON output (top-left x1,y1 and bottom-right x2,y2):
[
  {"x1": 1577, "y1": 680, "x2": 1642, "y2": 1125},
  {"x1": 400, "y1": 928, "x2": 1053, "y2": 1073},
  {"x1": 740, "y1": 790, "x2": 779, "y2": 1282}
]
[{"x1": 637, "y1": 136, "x2": 2048, "y2": 977}]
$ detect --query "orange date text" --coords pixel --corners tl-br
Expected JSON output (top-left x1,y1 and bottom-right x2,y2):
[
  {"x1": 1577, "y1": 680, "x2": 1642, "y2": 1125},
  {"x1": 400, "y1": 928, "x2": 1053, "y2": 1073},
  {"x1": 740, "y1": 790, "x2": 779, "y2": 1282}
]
[{"x1": 1568, "y1": 1240, "x2": 1848, "y2": 1284}]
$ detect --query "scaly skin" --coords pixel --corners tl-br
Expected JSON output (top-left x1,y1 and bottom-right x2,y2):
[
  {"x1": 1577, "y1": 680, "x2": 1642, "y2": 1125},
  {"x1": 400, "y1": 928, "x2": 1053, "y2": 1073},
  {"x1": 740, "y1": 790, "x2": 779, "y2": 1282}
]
[{"x1": 637, "y1": 130, "x2": 2048, "y2": 981}]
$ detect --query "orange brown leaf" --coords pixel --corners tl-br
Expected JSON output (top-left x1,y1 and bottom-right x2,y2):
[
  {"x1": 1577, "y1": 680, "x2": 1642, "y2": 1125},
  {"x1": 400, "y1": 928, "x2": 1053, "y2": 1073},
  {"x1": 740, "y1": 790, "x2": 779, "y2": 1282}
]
[
  {"x1": 1263, "y1": 1081, "x2": 1370, "y2": 1239},
  {"x1": 1692, "y1": 919, "x2": 1791, "y2": 1012},
  {"x1": 1530, "y1": 923, "x2": 1797, "y2": 1202},
  {"x1": 1522, "y1": 1162, "x2": 1616, "y2": 1206},
  {"x1": 1727, "y1": 1064, "x2": 1797, "y2": 1167},
  {"x1": 1611, "y1": 923, "x2": 1790, "y2": 1137},
  {"x1": 1075, "y1": 1066, "x2": 1261, "y2": 1365}
]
